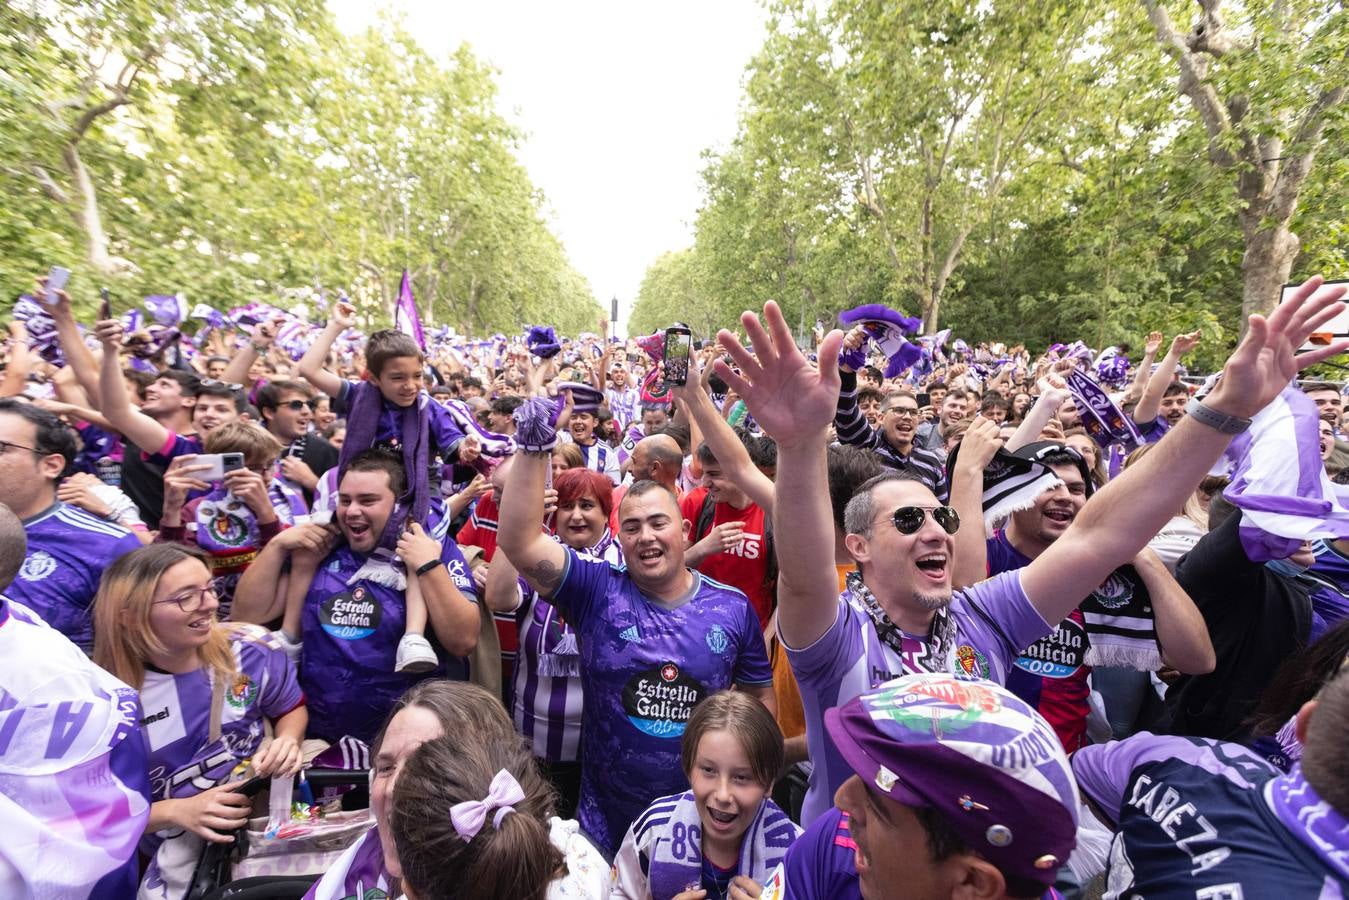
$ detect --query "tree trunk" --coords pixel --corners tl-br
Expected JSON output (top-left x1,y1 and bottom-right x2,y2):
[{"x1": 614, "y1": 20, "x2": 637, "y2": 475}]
[{"x1": 1240, "y1": 225, "x2": 1300, "y2": 324}]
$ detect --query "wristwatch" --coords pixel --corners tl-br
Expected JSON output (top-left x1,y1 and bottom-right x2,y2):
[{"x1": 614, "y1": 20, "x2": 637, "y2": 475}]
[{"x1": 1185, "y1": 398, "x2": 1251, "y2": 434}]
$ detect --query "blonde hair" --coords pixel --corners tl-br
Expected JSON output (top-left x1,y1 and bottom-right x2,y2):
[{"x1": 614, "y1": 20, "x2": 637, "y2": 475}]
[
  {"x1": 93, "y1": 544, "x2": 235, "y2": 690},
  {"x1": 680, "y1": 691, "x2": 784, "y2": 790},
  {"x1": 203, "y1": 421, "x2": 282, "y2": 468},
  {"x1": 552, "y1": 442, "x2": 584, "y2": 470}
]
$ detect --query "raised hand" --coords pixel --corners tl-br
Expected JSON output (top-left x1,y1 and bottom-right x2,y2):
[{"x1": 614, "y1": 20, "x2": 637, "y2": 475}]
[
  {"x1": 1169, "y1": 330, "x2": 1201, "y2": 357},
  {"x1": 331, "y1": 300, "x2": 357, "y2": 331},
  {"x1": 714, "y1": 300, "x2": 844, "y2": 449},
  {"x1": 1144, "y1": 330, "x2": 1163, "y2": 356},
  {"x1": 1206, "y1": 275, "x2": 1348, "y2": 419}
]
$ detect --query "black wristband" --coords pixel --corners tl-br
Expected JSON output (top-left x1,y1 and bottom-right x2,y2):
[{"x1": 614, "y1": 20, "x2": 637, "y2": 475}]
[{"x1": 414, "y1": 559, "x2": 442, "y2": 577}]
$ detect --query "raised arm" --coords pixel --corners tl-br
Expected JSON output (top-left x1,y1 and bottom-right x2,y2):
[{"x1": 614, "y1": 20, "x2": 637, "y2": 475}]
[
  {"x1": 1122, "y1": 331, "x2": 1162, "y2": 409},
  {"x1": 1, "y1": 322, "x2": 31, "y2": 398},
  {"x1": 94, "y1": 318, "x2": 171, "y2": 451},
  {"x1": 1132, "y1": 547, "x2": 1214, "y2": 674},
  {"x1": 220, "y1": 317, "x2": 279, "y2": 387},
  {"x1": 949, "y1": 417, "x2": 1002, "y2": 589},
  {"x1": 1022, "y1": 276, "x2": 1348, "y2": 627},
  {"x1": 43, "y1": 281, "x2": 104, "y2": 403},
  {"x1": 1133, "y1": 331, "x2": 1199, "y2": 424},
  {"x1": 833, "y1": 327, "x2": 884, "y2": 451},
  {"x1": 497, "y1": 448, "x2": 569, "y2": 596},
  {"x1": 297, "y1": 302, "x2": 354, "y2": 399},
  {"x1": 715, "y1": 302, "x2": 846, "y2": 649},
  {"x1": 671, "y1": 365, "x2": 774, "y2": 514},
  {"x1": 1006, "y1": 374, "x2": 1067, "y2": 452}
]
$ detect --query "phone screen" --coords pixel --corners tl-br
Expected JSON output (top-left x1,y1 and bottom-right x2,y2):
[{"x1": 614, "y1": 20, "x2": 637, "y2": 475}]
[
  {"x1": 663, "y1": 327, "x2": 692, "y2": 386},
  {"x1": 916, "y1": 392, "x2": 930, "y2": 408}
]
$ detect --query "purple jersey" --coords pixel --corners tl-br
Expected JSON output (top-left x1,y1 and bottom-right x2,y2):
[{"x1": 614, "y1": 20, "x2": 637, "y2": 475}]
[
  {"x1": 140, "y1": 624, "x2": 303, "y2": 805},
  {"x1": 765, "y1": 808, "x2": 863, "y2": 900},
  {"x1": 547, "y1": 549, "x2": 773, "y2": 853},
  {"x1": 1073, "y1": 733, "x2": 1349, "y2": 897},
  {"x1": 300, "y1": 540, "x2": 477, "y2": 744},
  {"x1": 0, "y1": 597, "x2": 150, "y2": 899},
  {"x1": 9, "y1": 501, "x2": 143, "y2": 652},
  {"x1": 74, "y1": 422, "x2": 124, "y2": 486},
  {"x1": 787, "y1": 569, "x2": 1050, "y2": 825},
  {"x1": 334, "y1": 379, "x2": 466, "y2": 461}
]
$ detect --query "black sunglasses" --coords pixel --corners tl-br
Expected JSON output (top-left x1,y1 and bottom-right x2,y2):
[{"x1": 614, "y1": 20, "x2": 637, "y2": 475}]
[
  {"x1": 199, "y1": 379, "x2": 243, "y2": 392},
  {"x1": 279, "y1": 399, "x2": 317, "y2": 411},
  {"x1": 891, "y1": 505, "x2": 961, "y2": 535}
]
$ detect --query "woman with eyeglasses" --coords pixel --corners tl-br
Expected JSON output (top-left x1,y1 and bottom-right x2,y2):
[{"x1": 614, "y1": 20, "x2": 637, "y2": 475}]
[{"x1": 93, "y1": 543, "x2": 307, "y2": 898}]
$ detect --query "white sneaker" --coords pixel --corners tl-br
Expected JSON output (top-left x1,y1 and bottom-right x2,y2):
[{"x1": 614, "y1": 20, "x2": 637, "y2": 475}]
[
  {"x1": 271, "y1": 629, "x2": 302, "y2": 665},
  {"x1": 395, "y1": 633, "x2": 438, "y2": 673}
]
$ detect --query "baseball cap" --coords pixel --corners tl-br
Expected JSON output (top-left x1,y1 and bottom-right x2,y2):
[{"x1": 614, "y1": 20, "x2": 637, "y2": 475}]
[{"x1": 824, "y1": 673, "x2": 1079, "y2": 889}]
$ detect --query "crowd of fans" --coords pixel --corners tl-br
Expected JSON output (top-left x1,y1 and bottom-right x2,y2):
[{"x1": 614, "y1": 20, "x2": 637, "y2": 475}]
[{"x1": 2, "y1": 273, "x2": 1349, "y2": 900}]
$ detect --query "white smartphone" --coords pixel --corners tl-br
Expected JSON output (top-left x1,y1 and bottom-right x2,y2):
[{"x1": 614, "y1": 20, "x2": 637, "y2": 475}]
[
  {"x1": 44, "y1": 266, "x2": 70, "y2": 305},
  {"x1": 195, "y1": 452, "x2": 245, "y2": 481}
]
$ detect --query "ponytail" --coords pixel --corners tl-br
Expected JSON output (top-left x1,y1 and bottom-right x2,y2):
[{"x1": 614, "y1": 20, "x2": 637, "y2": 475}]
[{"x1": 391, "y1": 736, "x2": 563, "y2": 900}]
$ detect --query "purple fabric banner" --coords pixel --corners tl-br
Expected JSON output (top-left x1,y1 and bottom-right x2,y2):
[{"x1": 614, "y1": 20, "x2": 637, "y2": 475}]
[{"x1": 394, "y1": 269, "x2": 426, "y2": 351}]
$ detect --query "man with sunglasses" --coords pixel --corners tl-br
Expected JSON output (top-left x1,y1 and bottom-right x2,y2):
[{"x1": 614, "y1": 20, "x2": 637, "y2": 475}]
[
  {"x1": 834, "y1": 373, "x2": 948, "y2": 498},
  {"x1": 257, "y1": 379, "x2": 338, "y2": 507},
  {"x1": 719, "y1": 277, "x2": 1347, "y2": 826},
  {"x1": 0, "y1": 400, "x2": 141, "y2": 651}
]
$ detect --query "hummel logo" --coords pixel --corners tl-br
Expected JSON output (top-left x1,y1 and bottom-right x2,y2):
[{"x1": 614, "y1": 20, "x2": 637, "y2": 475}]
[{"x1": 619, "y1": 625, "x2": 640, "y2": 643}]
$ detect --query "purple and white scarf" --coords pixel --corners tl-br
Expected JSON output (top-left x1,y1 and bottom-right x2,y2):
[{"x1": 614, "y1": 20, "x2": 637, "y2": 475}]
[
  {"x1": 1065, "y1": 368, "x2": 1142, "y2": 453},
  {"x1": 1267, "y1": 766, "x2": 1349, "y2": 881},
  {"x1": 1223, "y1": 386, "x2": 1349, "y2": 561}
]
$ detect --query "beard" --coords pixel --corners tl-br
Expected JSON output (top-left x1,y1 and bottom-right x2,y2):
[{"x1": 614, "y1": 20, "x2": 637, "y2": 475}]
[{"x1": 911, "y1": 589, "x2": 953, "y2": 612}]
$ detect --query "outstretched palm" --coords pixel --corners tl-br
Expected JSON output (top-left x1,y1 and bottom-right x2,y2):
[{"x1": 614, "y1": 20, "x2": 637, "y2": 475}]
[
  {"x1": 1210, "y1": 275, "x2": 1348, "y2": 418},
  {"x1": 714, "y1": 301, "x2": 844, "y2": 447}
]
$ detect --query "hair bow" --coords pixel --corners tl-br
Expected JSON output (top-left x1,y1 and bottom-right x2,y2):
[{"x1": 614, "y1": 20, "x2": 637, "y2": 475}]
[{"x1": 450, "y1": 768, "x2": 525, "y2": 841}]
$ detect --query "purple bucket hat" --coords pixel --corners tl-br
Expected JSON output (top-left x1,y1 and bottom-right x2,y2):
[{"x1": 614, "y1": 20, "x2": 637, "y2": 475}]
[{"x1": 824, "y1": 673, "x2": 1079, "y2": 888}]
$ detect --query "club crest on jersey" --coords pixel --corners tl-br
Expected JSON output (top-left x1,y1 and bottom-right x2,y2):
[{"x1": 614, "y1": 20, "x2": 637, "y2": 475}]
[
  {"x1": 19, "y1": 550, "x2": 56, "y2": 582},
  {"x1": 955, "y1": 644, "x2": 990, "y2": 679},
  {"x1": 226, "y1": 674, "x2": 258, "y2": 710},
  {"x1": 201, "y1": 501, "x2": 250, "y2": 548},
  {"x1": 706, "y1": 624, "x2": 729, "y2": 654}
]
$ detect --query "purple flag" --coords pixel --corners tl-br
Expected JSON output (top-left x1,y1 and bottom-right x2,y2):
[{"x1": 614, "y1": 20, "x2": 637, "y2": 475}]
[
  {"x1": 143, "y1": 294, "x2": 186, "y2": 327},
  {"x1": 394, "y1": 270, "x2": 425, "y2": 351},
  {"x1": 1223, "y1": 385, "x2": 1349, "y2": 561}
]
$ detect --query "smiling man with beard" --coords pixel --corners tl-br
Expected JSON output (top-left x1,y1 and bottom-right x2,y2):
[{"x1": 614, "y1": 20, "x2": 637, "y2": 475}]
[
  {"x1": 497, "y1": 388, "x2": 775, "y2": 856},
  {"x1": 718, "y1": 279, "x2": 1347, "y2": 828},
  {"x1": 233, "y1": 450, "x2": 479, "y2": 744}
]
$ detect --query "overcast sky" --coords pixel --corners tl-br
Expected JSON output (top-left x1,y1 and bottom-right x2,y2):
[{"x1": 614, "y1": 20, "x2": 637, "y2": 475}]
[{"x1": 326, "y1": 0, "x2": 768, "y2": 332}]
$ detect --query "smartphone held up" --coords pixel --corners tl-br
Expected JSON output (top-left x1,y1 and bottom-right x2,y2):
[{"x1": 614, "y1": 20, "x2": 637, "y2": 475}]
[{"x1": 662, "y1": 323, "x2": 693, "y2": 386}]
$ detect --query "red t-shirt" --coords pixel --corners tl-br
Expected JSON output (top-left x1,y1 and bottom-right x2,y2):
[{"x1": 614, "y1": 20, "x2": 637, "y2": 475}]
[{"x1": 680, "y1": 487, "x2": 773, "y2": 628}]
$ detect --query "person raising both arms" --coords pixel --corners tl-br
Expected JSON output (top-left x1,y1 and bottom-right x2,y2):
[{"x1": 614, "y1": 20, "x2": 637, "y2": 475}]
[
  {"x1": 714, "y1": 278, "x2": 1348, "y2": 824},
  {"x1": 496, "y1": 362, "x2": 774, "y2": 856}
]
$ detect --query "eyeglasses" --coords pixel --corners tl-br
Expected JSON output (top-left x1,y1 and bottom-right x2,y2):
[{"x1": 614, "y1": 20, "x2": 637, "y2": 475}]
[
  {"x1": 884, "y1": 407, "x2": 920, "y2": 418},
  {"x1": 153, "y1": 585, "x2": 218, "y2": 613},
  {"x1": 199, "y1": 379, "x2": 243, "y2": 392},
  {"x1": 889, "y1": 505, "x2": 961, "y2": 535},
  {"x1": 279, "y1": 399, "x2": 316, "y2": 411},
  {"x1": 0, "y1": 439, "x2": 45, "y2": 457}
]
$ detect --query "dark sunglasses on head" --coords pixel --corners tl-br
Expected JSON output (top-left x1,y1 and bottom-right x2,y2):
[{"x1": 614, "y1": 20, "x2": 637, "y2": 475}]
[
  {"x1": 892, "y1": 505, "x2": 961, "y2": 535},
  {"x1": 199, "y1": 379, "x2": 243, "y2": 392}
]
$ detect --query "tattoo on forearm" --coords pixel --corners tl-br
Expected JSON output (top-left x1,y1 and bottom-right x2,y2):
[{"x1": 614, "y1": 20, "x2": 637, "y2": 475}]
[{"x1": 521, "y1": 558, "x2": 563, "y2": 592}]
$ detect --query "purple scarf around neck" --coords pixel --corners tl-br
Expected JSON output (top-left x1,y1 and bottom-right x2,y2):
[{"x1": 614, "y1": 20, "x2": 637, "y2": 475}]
[{"x1": 338, "y1": 379, "x2": 429, "y2": 547}]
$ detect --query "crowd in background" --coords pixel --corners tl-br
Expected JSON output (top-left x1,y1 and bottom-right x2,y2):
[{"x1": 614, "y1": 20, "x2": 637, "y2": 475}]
[{"x1": 3, "y1": 274, "x2": 1349, "y2": 900}]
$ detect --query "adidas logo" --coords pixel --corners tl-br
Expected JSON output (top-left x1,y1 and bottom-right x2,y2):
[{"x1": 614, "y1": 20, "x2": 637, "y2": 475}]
[{"x1": 619, "y1": 625, "x2": 641, "y2": 644}]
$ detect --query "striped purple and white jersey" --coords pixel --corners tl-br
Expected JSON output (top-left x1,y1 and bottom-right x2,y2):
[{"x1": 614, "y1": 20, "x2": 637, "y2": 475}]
[
  {"x1": 0, "y1": 597, "x2": 150, "y2": 899},
  {"x1": 9, "y1": 501, "x2": 143, "y2": 652},
  {"x1": 510, "y1": 535, "x2": 622, "y2": 763},
  {"x1": 787, "y1": 569, "x2": 1051, "y2": 825}
]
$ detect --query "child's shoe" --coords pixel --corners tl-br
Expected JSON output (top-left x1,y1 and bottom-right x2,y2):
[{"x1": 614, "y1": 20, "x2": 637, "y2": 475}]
[{"x1": 395, "y1": 633, "x2": 438, "y2": 673}]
